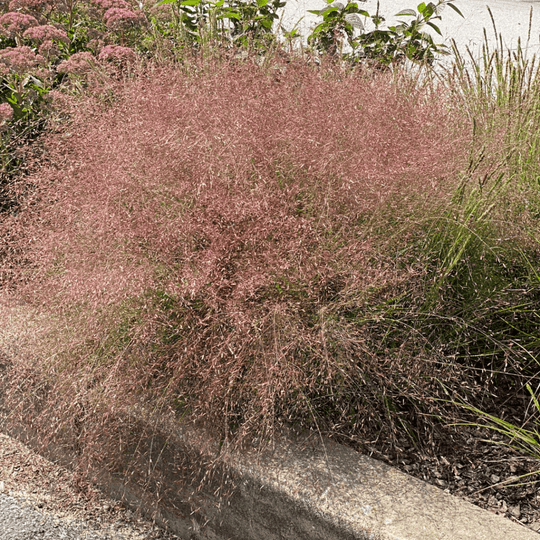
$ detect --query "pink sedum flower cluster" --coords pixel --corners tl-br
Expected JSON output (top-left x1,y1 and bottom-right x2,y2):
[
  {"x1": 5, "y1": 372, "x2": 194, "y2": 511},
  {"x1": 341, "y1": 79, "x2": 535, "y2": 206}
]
[
  {"x1": 23, "y1": 24, "x2": 69, "y2": 43},
  {"x1": 0, "y1": 102, "x2": 13, "y2": 123},
  {"x1": 8, "y1": 0, "x2": 53, "y2": 12},
  {"x1": 0, "y1": 12, "x2": 38, "y2": 38},
  {"x1": 91, "y1": 0, "x2": 131, "y2": 10},
  {"x1": 86, "y1": 38, "x2": 104, "y2": 53},
  {"x1": 57, "y1": 51, "x2": 96, "y2": 75},
  {"x1": 103, "y1": 7, "x2": 145, "y2": 31},
  {"x1": 0, "y1": 45, "x2": 45, "y2": 73},
  {"x1": 38, "y1": 39, "x2": 59, "y2": 58},
  {"x1": 98, "y1": 44, "x2": 137, "y2": 64}
]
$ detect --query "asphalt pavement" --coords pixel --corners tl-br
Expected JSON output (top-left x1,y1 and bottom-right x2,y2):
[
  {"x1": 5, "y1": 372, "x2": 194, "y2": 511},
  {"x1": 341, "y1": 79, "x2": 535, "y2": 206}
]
[{"x1": 0, "y1": 494, "x2": 113, "y2": 540}]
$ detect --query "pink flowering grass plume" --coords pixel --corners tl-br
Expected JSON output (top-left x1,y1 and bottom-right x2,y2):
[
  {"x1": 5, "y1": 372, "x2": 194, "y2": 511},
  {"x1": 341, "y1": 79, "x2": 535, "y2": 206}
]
[
  {"x1": 57, "y1": 51, "x2": 96, "y2": 75},
  {"x1": 98, "y1": 44, "x2": 137, "y2": 64},
  {"x1": 0, "y1": 46, "x2": 45, "y2": 74},
  {"x1": 23, "y1": 24, "x2": 69, "y2": 44},
  {"x1": 103, "y1": 7, "x2": 146, "y2": 31},
  {"x1": 0, "y1": 60, "x2": 474, "y2": 481},
  {"x1": 0, "y1": 12, "x2": 38, "y2": 40}
]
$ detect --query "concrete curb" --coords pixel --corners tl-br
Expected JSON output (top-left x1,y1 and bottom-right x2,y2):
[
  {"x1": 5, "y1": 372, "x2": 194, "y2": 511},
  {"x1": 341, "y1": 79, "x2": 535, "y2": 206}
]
[
  {"x1": 5, "y1": 415, "x2": 538, "y2": 540},
  {"x1": 0, "y1": 301, "x2": 538, "y2": 539}
]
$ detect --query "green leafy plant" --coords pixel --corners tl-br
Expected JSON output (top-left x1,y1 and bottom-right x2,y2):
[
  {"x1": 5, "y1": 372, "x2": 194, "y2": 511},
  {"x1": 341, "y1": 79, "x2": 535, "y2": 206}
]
[
  {"x1": 1, "y1": 73, "x2": 49, "y2": 122},
  {"x1": 218, "y1": 0, "x2": 285, "y2": 49},
  {"x1": 308, "y1": 0, "x2": 464, "y2": 66},
  {"x1": 156, "y1": 0, "x2": 284, "y2": 49},
  {"x1": 156, "y1": 0, "x2": 217, "y2": 43},
  {"x1": 307, "y1": 0, "x2": 364, "y2": 57},
  {"x1": 281, "y1": 18, "x2": 303, "y2": 53}
]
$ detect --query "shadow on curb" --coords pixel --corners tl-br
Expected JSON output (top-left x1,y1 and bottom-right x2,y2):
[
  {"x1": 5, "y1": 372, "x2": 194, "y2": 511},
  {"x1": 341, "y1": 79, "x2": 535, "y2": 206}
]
[
  {"x1": 1, "y1": 406, "x2": 537, "y2": 540},
  {"x1": 0, "y1": 299, "x2": 537, "y2": 539}
]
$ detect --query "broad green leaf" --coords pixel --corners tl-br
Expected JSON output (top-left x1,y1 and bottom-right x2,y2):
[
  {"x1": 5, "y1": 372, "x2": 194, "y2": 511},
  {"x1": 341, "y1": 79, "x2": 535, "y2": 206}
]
[
  {"x1": 29, "y1": 75, "x2": 44, "y2": 88},
  {"x1": 447, "y1": 2, "x2": 464, "y2": 18},
  {"x1": 426, "y1": 20, "x2": 442, "y2": 35},
  {"x1": 395, "y1": 9, "x2": 416, "y2": 17},
  {"x1": 344, "y1": 13, "x2": 363, "y2": 30},
  {"x1": 179, "y1": 0, "x2": 201, "y2": 6},
  {"x1": 417, "y1": 2, "x2": 426, "y2": 13},
  {"x1": 328, "y1": 1, "x2": 344, "y2": 11},
  {"x1": 218, "y1": 11, "x2": 240, "y2": 19},
  {"x1": 392, "y1": 23, "x2": 407, "y2": 33},
  {"x1": 256, "y1": 0, "x2": 268, "y2": 7},
  {"x1": 433, "y1": 1, "x2": 445, "y2": 15},
  {"x1": 422, "y1": 3, "x2": 434, "y2": 18},
  {"x1": 320, "y1": 6, "x2": 340, "y2": 15}
]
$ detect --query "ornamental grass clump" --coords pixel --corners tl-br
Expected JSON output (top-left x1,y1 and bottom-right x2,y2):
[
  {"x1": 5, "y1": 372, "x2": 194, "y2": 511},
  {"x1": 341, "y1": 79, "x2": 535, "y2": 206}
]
[
  {"x1": 416, "y1": 25, "x2": 540, "y2": 462},
  {"x1": 0, "y1": 0, "x2": 540, "y2": 518},
  {"x1": 0, "y1": 57, "x2": 473, "y2": 486}
]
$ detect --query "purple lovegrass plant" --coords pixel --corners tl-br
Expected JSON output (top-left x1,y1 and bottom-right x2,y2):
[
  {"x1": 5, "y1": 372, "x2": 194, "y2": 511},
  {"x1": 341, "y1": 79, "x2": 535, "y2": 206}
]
[{"x1": 0, "y1": 59, "x2": 474, "y2": 495}]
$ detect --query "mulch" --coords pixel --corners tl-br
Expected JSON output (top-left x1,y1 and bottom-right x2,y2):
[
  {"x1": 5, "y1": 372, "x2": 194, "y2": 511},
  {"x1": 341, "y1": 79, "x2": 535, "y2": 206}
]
[{"x1": 363, "y1": 425, "x2": 540, "y2": 535}]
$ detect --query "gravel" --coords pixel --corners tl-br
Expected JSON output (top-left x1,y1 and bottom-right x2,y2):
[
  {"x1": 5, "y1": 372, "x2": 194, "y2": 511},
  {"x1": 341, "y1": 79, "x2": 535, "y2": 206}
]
[
  {"x1": 0, "y1": 493, "x2": 115, "y2": 540},
  {"x1": 0, "y1": 433, "x2": 183, "y2": 540}
]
